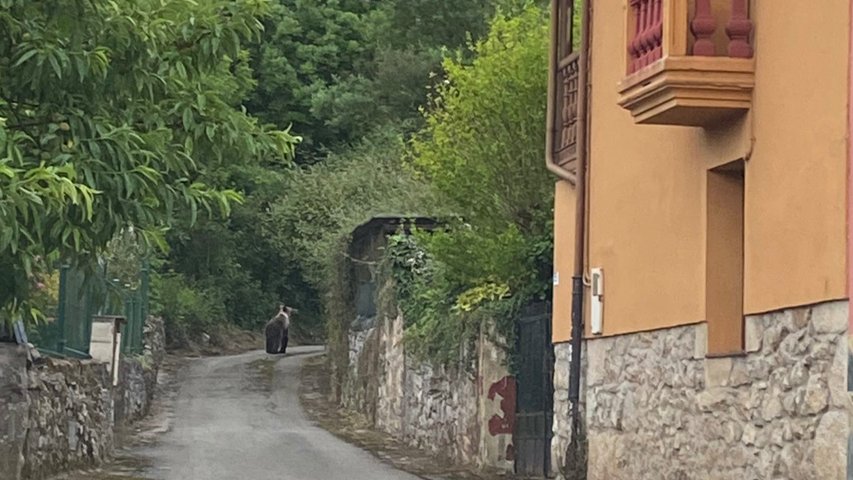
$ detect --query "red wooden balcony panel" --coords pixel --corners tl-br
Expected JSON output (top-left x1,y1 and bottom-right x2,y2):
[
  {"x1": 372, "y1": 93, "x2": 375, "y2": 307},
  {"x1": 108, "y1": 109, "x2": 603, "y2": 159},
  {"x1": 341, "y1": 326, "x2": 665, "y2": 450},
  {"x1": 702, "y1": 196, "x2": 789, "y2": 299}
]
[
  {"x1": 627, "y1": 0, "x2": 753, "y2": 75},
  {"x1": 628, "y1": 0, "x2": 663, "y2": 74}
]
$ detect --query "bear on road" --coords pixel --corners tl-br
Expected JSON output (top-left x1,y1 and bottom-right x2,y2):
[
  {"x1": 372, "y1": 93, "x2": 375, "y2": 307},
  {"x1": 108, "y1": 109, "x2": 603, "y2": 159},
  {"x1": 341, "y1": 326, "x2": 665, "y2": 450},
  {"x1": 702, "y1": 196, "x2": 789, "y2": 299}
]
[{"x1": 265, "y1": 304, "x2": 292, "y2": 354}]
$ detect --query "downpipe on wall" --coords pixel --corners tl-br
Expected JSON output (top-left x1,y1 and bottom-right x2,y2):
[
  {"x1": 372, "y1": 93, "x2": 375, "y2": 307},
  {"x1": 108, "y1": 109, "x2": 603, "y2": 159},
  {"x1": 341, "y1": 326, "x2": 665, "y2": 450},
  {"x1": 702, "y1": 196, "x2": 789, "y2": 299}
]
[
  {"x1": 568, "y1": 275, "x2": 584, "y2": 437},
  {"x1": 545, "y1": 0, "x2": 591, "y2": 443},
  {"x1": 569, "y1": 0, "x2": 591, "y2": 441}
]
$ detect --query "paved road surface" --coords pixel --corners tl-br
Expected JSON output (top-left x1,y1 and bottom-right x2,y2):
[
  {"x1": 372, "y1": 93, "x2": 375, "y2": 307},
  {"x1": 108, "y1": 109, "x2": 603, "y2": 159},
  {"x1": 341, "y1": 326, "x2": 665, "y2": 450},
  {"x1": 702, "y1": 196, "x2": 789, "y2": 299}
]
[{"x1": 134, "y1": 347, "x2": 420, "y2": 480}]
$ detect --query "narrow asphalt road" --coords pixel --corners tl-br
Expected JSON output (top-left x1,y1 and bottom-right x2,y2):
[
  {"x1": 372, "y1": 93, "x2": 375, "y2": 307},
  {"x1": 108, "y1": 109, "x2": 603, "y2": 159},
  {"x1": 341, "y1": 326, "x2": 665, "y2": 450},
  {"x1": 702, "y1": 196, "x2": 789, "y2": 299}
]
[{"x1": 132, "y1": 346, "x2": 421, "y2": 480}]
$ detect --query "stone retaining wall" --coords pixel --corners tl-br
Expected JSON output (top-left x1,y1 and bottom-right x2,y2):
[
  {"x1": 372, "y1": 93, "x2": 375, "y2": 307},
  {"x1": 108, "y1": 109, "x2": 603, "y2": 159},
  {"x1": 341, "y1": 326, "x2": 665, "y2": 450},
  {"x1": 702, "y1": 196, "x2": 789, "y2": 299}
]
[
  {"x1": 0, "y1": 345, "x2": 29, "y2": 480},
  {"x1": 550, "y1": 342, "x2": 572, "y2": 475},
  {"x1": 21, "y1": 358, "x2": 115, "y2": 479},
  {"x1": 551, "y1": 300, "x2": 850, "y2": 480},
  {"x1": 0, "y1": 316, "x2": 165, "y2": 480},
  {"x1": 341, "y1": 310, "x2": 514, "y2": 471}
]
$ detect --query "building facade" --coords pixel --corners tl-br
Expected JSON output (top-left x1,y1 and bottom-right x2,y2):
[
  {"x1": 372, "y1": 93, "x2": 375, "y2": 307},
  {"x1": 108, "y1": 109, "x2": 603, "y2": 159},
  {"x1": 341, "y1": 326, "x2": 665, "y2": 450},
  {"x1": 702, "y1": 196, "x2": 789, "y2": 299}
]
[{"x1": 548, "y1": 0, "x2": 853, "y2": 478}]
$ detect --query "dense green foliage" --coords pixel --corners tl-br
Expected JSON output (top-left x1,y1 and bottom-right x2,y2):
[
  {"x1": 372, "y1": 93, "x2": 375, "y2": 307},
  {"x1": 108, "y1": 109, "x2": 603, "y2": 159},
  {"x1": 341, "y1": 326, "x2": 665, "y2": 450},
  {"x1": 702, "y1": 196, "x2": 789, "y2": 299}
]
[
  {"x1": 0, "y1": 0, "x2": 296, "y2": 328},
  {"x1": 266, "y1": 129, "x2": 441, "y2": 291},
  {"x1": 263, "y1": 127, "x2": 443, "y2": 354},
  {"x1": 393, "y1": 5, "x2": 553, "y2": 364},
  {"x1": 412, "y1": 8, "x2": 551, "y2": 235},
  {"x1": 156, "y1": 0, "x2": 508, "y2": 345},
  {"x1": 246, "y1": 0, "x2": 376, "y2": 158},
  {"x1": 247, "y1": 0, "x2": 503, "y2": 162},
  {"x1": 2, "y1": 0, "x2": 556, "y2": 359},
  {"x1": 145, "y1": 1, "x2": 553, "y2": 354}
]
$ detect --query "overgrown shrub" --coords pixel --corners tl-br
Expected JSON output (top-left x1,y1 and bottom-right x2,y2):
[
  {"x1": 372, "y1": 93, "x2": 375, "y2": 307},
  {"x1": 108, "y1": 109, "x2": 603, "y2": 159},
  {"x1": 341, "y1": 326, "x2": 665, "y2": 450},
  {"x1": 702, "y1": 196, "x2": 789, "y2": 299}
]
[
  {"x1": 386, "y1": 232, "x2": 535, "y2": 368},
  {"x1": 411, "y1": 5, "x2": 552, "y2": 235},
  {"x1": 387, "y1": 4, "x2": 553, "y2": 365},
  {"x1": 265, "y1": 127, "x2": 441, "y2": 382},
  {"x1": 266, "y1": 127, "x2": 441, "y2": 289},
  {"x1": 152, "y1": 273, "x2": 226, "y2": 348}
]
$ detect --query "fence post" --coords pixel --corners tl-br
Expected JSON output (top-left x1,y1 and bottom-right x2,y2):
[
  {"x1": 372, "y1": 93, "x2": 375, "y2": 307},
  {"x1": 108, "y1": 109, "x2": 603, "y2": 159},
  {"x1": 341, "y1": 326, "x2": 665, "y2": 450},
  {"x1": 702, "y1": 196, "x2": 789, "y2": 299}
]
[
  {"x1": 83, "y1": 277, "x2": 94, "y2": 355},
  {"x1": 124, "y1": 295, "x2": 133, "y2": 354},
  {"x1": 140, "y1": 259, "x2": 149, "y2": 354},
  {"x1": 133, "y1": 290, "x2": 142, "y2": 353},
  {"x1": 57, "y1": 264, "x2": 69, "y2": 354},
  {"x1": 141, "y1": 259, "x2": 149, "y2": 321}
]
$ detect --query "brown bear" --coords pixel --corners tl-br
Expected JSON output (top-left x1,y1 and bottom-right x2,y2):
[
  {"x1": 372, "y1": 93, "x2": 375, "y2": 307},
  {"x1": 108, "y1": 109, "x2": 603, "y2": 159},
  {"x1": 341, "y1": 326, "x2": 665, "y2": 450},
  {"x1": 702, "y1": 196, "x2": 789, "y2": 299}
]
[{"x1": 264, "y1": 304, "x2": 292, "y2": 354}]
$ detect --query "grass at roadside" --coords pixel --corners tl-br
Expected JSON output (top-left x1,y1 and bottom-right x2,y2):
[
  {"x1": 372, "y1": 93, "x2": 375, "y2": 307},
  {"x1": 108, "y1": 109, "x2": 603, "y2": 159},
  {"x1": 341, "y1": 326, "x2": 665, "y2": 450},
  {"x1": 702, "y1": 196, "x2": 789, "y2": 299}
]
[{"x1": 167, "y1": 325, "x2": 265, "y2": 357}]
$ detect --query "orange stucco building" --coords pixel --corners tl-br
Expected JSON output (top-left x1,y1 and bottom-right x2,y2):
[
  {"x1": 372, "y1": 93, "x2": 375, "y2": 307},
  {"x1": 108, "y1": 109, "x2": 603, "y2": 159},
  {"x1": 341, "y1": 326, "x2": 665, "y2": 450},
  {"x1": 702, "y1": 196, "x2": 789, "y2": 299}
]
[{"x1": 548, "y1": 1, "x2": 852, "y2": 478}]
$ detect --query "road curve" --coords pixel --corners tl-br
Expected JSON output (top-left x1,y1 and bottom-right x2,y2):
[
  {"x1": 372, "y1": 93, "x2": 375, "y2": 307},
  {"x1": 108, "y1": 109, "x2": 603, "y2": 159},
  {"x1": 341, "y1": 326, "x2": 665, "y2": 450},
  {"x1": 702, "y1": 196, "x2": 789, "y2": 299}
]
[{"x1": 135, "y1": 346, "x2": 420, "y2": 480}]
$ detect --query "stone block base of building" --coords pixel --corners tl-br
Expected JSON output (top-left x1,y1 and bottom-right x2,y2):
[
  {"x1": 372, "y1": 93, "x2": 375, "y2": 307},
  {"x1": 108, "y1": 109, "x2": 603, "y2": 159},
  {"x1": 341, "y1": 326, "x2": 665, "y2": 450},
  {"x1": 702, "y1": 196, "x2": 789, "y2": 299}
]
[{"x1": 552, "y1": 300, "x2": 850, "y2": 479}]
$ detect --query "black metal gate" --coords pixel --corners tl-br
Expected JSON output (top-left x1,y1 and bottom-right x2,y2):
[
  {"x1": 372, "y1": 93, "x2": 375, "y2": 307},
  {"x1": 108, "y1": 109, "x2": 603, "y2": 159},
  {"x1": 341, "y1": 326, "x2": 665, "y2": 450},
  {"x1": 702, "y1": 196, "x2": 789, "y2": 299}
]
[{"x1": 514, "y1": 303, "x2": 554, "y2": 477}]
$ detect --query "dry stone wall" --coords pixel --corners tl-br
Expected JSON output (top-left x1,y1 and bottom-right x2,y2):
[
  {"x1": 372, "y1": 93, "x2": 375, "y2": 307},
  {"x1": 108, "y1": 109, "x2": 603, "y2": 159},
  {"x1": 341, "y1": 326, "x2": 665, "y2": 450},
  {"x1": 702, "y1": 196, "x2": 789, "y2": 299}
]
[
  {"x1": 551, "y1": 300, "x2": 850, "y2": 480},
  {"x1": 399, "y1": 358, "x2": 481, "y2": 464},
  {"x1": 0, "y1": 316, "x2": 165, "y2": 480},
  {"x1": 341, "y1": 310, "x2": 514, "y2": 470},
  {"x1": 550, "y1": 342, "x2": 572, "y2": 475},
  {"x1": 341, "y1": 324, "x2": 380, "y2": 423},
  {"x1": 0, "y1": 345, "x2": 28, "y2": 480},
  {"x1": 21, "y1": 359, "x2": 115, "y2": 479}
]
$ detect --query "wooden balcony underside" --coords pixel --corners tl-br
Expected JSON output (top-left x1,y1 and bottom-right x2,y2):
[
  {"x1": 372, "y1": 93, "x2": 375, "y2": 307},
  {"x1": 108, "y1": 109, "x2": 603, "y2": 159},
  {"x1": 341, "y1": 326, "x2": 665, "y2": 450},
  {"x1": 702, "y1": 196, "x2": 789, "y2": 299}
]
[{"x1": 618, "y1": 56, "x2": 754, "y2": 126}]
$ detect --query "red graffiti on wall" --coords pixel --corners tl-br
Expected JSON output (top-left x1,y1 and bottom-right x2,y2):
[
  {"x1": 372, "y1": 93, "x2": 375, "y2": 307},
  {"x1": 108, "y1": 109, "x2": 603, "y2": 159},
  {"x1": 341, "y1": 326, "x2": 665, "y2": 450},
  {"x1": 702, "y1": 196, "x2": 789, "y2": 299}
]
[{"x1": 487, "y1": 376, "x2": 516, "y2": 436}]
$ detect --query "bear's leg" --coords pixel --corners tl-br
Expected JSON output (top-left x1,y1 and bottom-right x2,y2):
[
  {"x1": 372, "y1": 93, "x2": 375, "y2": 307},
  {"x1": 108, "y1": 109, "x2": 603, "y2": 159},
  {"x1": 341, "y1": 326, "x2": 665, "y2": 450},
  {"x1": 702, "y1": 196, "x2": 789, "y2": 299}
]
[
  {"x1": 265, "y1": 325, "x2": 281, "y2": 354},
  {"x1": 280, "y1": 329, "x2": 289, "y2": 354}
]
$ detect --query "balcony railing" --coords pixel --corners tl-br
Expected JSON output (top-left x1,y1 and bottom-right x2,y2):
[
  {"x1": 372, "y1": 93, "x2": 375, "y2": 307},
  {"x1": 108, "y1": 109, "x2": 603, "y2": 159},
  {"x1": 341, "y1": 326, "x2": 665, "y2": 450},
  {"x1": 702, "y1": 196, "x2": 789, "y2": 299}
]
[
  {"x1": 556, "y1": 52, "x2": 580, "y2": 169},
  {"x1": 618, "y1": 0, "x2": 755, "y2": 126},
  {"x1": 627, "y1": 0, "x2": 664, "y2": 74},
  {"x1": 628, "y1": 0, "x2": 752, "y2": 70}
]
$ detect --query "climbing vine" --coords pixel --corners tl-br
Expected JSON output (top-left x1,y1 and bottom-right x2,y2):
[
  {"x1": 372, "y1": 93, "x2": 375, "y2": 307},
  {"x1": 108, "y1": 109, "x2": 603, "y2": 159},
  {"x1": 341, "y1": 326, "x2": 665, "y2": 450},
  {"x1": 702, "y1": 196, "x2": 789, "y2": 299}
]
[{"x1": 384, "y1": 231, "x2": 541, "y2": 370}]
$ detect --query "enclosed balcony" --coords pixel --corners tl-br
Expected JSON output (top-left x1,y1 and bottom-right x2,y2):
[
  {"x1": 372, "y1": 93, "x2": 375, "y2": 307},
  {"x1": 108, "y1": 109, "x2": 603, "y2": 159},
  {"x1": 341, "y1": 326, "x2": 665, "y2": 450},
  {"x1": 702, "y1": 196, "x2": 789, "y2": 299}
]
[
  {"x1": 555, "y1": 52, "x2": 580, "y2": 170},
  {"x1": 548, "y1": 0, "x2": 582, "y2": 174},
  {"x1": 617, "y1": 0, "x2": 755, "y2": 127}
]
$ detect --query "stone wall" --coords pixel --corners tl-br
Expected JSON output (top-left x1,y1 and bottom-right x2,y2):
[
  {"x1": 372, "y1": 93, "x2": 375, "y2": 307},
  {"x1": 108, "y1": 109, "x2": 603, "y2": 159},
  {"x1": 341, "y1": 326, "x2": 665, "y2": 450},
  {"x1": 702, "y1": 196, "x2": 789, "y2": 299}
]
[
  {"x1": 551, "y1": 300, "x2": 850, "y2": 480},
  {"x1": 340, "y1": 310, "x2": 514, "y2": 471},
  {"x1": 550, "y1": 342, "x2": 572, "y2": 475},
  {"x1": 115, "y1": 356, "x2": 157, "y2": 424},
  {"x1": 341, "y1": 323, "x2": 380, "y2": 423},
  {"x1": 21, "y1": 358, "x2": 115, "y2": 479},
  {"x1": 398, "y1": 357, "x2": 481, "y2": 465},
  {"x1": 0, "y1": 345, "x2": 28, "y2": 480},
  {"x1": 0, "y1": 316, "x2": 166, "y2": 480},
  {"x1": 116, "y1": 316, "x2": 164, "y2": 426}
]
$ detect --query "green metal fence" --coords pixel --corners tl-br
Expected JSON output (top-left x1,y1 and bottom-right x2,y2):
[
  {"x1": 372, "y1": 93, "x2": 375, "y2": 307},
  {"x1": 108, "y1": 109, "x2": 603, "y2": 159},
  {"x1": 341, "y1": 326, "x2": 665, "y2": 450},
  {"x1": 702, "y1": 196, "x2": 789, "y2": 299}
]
[
  {"x1": 30, "y1": 260, "x2": 149, "y2": 358},
  {"x1": 119, "y1": 260, "x2": 149, "y2": 355},
  {"x1": 30, "y1": 265, "x2": 98, "y2": 358}
]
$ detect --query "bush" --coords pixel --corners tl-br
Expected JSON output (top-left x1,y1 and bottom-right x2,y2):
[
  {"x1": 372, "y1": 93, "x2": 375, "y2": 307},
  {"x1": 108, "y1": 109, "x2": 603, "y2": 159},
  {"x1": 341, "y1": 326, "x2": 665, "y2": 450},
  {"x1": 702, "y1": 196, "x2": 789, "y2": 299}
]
[
  {"x1": 152, "y1": 273, "x2": 226, "y2": 348},
  {"x1": 388, "y1": 4, "x2": 554, "y2": 365},
  {"x1": 411, "y1": 5, "x2": 552, "y2": 235},
  {"x1": 266, "y1": 127, "x2": 442, "y2": 294},
  {"x1": 264, "y1": 127, "x2": 442, "y2": 384}
]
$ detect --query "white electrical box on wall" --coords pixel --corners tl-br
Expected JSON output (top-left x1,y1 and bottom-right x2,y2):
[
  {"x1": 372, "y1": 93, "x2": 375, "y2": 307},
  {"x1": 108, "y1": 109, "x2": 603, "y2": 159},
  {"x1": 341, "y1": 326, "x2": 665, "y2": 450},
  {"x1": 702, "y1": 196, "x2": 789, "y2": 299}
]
[{"x1": 590, "y1": 268, "x2": 604, "y2": 335}]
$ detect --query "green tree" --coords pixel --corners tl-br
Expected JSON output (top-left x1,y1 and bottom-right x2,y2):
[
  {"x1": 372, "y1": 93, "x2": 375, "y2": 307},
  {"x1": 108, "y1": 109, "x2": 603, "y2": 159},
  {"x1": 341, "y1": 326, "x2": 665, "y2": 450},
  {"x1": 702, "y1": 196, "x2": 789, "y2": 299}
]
[
  {"x1": 0, "y1": 0, "x2": 297, "y2": 327},
  {"x1": 392, "y1": 4, "x2": 554, "y2": 363},
  {"x1": 411, "y1": 5, "x2": 551, "y2": 236},
  {"x1": 377, "y1": 0, "x2": 494, "y2": 50},
  {"x1": 265, "y1": 127, "x2": 441, "y2": 291},
  {"x1": 246, "y1": 0, "x2": 376, "y2": 160},
  {"x1": 247, "y1": 0, "x2": 504, "y2": 162}
]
